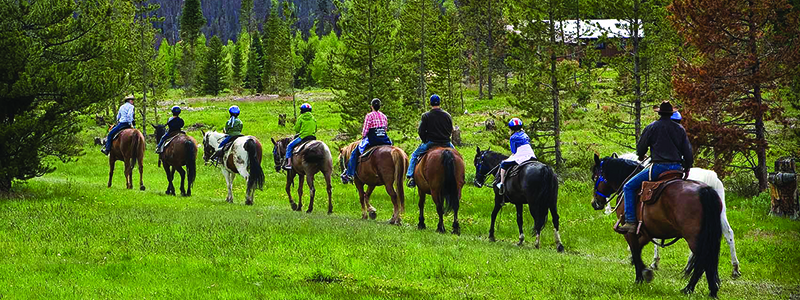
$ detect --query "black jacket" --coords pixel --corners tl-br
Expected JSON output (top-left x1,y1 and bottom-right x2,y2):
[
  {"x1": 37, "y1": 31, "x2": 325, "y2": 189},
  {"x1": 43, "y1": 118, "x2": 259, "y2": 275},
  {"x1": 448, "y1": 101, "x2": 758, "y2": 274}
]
[
  {"x1": 418, "y1": 108, "x2": 453, "y2": 144},
  {"x1": 167, "y1": 116, "x2": 184, "y2": 133},
  {"x1": 637, "y1": 115, "x2": 693, "y2": 169}
]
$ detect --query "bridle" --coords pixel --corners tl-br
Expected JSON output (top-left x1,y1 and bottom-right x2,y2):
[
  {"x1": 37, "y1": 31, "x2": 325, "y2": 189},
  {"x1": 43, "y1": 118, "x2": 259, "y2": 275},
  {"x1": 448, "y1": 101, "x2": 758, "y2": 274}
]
[
  {"x1": 593, "y1": 160, "x2": 612, "y2": 200},
  {"x1": 593, "y1": 157, "x2": 650, "y2": 209},
  {"x1": 475, "y1": 151, "x2": 500, "y2": 187}
]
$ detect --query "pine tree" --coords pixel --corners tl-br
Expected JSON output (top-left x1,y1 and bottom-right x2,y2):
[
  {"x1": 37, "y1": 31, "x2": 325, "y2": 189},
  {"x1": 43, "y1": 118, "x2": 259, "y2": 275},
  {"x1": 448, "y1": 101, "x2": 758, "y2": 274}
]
[
  {"x1": 429, "y1": 1, "x2": 466, "y2": 114},
  {"x1": 331, "y1": 0, "x2": 407, "y2": 136},
  {"x1": 178, "y1": 0, "x2": 206, "y2": 92},
  {"x1": 245, "y1": 34, "x2": 264, "y2": 92},
  {"x1": 262, "y1": 3, "x2": 293, "y2": 94},
  {"x1": 398, "y1": 0, "x2": 440, "y2": 112},
  {"x1": 201, "y1": 36, "x2": 226, "y2": 95},
  {"x1": 459, "y1": 0, "x2": 507, "y2": 99},
  {"x1": 240, "y1": 0, "x2": 256, "y2": 33},
  {"x1": 133, "y1": 0, "x2": 164, "y2": 136},
  {"x1": 231, "y1": 39, "x2": 244, "y2": 91}
]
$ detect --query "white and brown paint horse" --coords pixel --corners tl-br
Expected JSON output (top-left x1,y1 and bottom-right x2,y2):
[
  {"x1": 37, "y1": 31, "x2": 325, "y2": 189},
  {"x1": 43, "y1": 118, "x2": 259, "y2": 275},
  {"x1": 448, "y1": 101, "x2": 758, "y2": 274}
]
[
  {"x1": 202, "y1": 131, "x2": 265, "y2": 205},
  {"x1": 611, "y1": 153, "x2": 740, "y2": 278}
]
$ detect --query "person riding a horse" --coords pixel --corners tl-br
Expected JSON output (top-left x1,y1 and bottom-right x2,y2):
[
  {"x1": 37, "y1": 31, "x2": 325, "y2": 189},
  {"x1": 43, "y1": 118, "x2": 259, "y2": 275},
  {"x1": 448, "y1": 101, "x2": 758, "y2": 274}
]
[
  {"x1": 101, "y1": 94, "x2": 136, "y2": 155},
  {"x1": 406, "y1": 94, "x2": 455, "y2": 188},
  {"x1": 618, "y1": 101, "x2": 693, "y2": 234},
  {"x1": 283, "y1": 103, "x2": 317, "y2": 170},
  {"x1": 341, "y1": 98, "x2": 393, "y2": 183},
  {"x1": 495, "y1": 118, "x2": 537, "y2": 194},
  {"x1": 211, "y1": 105, "x2": 244, "y2": 163},
  {"x1": 155, "y1": 106, "x2": 185, "y2": 154}
]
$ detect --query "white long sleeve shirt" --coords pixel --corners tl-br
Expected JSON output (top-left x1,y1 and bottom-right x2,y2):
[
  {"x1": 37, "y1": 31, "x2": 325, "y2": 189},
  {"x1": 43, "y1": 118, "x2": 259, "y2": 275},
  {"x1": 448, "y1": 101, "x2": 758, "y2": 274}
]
[{"x1": 116, "y1": 102, "x2": 135, "y2": 124}]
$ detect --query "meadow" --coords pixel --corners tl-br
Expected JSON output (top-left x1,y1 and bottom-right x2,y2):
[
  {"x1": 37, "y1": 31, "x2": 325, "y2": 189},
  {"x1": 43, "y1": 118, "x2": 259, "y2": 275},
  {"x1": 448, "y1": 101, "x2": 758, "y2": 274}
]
[{"x1": 1, "y1": 90, "x2": 799, "y2": 299}]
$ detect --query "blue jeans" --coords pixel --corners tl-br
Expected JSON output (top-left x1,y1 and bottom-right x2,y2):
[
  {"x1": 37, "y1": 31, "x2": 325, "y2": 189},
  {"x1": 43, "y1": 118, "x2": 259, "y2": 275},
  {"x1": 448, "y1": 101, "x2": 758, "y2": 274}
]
[
  {"x1": 623, "y1": 163, "x2": 683, "y2": 222},
  {"x1": 218, "y1": 135, "x2": 233, "y2": 150},
  {"x1": 406, "y1": 141, "x2": 455, "y2": 178},
  {"x1": 156, "y1": 133, "x2": 169, "y2": 151},
  {"x1": 104, "y1": 122, "x2": 131, "y2": 150},
  {"x1": 285, "y1": 137, "x2": 302, "y2": 158},
  {"x1": 346, "y1": 148, "x2": 360, "y2": 177}
]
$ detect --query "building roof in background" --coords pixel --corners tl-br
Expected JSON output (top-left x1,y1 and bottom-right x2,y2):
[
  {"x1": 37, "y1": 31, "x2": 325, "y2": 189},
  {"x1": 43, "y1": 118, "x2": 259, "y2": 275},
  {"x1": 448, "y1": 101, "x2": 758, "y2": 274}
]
[{"x1": 506, "y1": 19, "x2": 644, "y2": 43}]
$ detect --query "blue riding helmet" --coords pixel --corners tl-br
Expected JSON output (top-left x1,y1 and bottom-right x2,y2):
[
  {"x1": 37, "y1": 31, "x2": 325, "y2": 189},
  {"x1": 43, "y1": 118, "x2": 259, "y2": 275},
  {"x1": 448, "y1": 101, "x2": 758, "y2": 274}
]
[
  {"x1": 671, "y1": 111, "x2": 682, "y2": 121},
  {"x1": 171, "y1": 106, "x2": 181, "y2": 114},
  {"x1": 229, "y1": 105, "x2": 240, "y2": 115},
  {"x1": 430, "y1": 94, "x2": 441, "y2": 106},
  {"x1": 508, "y1": 118, "x2": 523, "y2": 128},
  {"x1": 300, "y1": 103, "x2": 312, "y2": 113}
]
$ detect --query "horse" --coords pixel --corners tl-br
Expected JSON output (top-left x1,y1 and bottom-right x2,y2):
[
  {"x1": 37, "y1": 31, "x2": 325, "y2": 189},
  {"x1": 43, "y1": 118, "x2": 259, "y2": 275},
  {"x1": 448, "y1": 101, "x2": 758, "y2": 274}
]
[
  {"x1": 107, "y1": 128, "x2": 145, "y2": 190},
  {"x1": 153, "y1": 125, "x2": 198, "y2": 196},
  {"x1": 339, "y1": 140, "x2": 409, "y2": 224},
  {"x1": 413, "y1": 146, "x2": 465, "y2": 235},
  {"x1": 271, "y1": 137, "x2": 334, "y2": 214},
  {"x1": 590, "y1": 154, "x2": 722, "y2": 297},
  {"x1": 201, "y1": 131, "x2": 265, "y2": 205},
  {"x1": 617, "y1": 153, "x2": 741, "y2": 278},
  {"x1": 473, "y1": 147, "x2": 563, "y2": 251}
]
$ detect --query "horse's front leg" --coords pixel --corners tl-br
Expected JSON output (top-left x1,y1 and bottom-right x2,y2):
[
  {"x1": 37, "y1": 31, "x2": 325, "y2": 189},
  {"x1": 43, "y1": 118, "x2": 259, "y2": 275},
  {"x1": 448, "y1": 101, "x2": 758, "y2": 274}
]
[
  {"x1": 296, "y1": 173, "x2": 305, "y2": 212},
  {"x1": 305, "y1": 173, "x2": 316, "y2": 213},
  {"x1": 364, "y1": 185, "x2": 377, "y2": 220},
  {"x1": 223, "y1": 169, "x2": 234, "y2": 203},
  {"x1": 417, "y1": 189, "x2": 426, "y2": 230},
  {"x1": 626, "y1": 233, "x2": 653, "y2": 284},
  {"x1": 515, "y1": 203, "x2": 525, "y2": 246},
  {"x1": 286, "y1": 171, "x2": 297, "y2": 210},
  {"x1": 108, "y1": 157, "x2": 115, "y2": 188},
  {"x1": 721, "y1": 210, "x2": 741, "y2": 278},
  {"x1": 356, "y1": 181, "x2": 368, "y2": 219},
  {"x1": 323, "y1": 169, "x2": 333, "y2": 215},
  {"x1": 488, "y1": 193, "x2": 503, "y2": 242}
]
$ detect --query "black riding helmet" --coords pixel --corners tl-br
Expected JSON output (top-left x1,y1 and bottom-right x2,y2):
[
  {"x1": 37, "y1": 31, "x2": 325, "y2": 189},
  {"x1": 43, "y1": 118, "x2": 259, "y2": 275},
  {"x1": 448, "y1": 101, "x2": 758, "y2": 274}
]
[{"x1": 371, "y1": 98, "x2": 381, "y2": 111}]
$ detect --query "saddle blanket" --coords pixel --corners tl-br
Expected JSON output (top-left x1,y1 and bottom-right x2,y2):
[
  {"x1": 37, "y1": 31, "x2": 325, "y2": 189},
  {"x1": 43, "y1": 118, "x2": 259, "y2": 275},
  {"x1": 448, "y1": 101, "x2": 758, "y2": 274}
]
[{"x1": 639, "y1": 170, "x2": 684, "y2": 203}]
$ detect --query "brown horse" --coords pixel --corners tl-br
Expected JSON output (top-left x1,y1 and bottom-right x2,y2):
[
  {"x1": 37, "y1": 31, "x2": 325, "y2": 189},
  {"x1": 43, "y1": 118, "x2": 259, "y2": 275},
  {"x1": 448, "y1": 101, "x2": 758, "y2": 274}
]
[
  {"x1": 107, "y1": 128, "x2": 145, "y2": 190},
  {"x1": 339, "y1": 140, "x2": 409, "y2": 224},
  {"x1": 272, "y1": 137, "x2": 334, "y2": 214},
  {"x1": 153, "y1": 125, "x2": 197, "y2": 196},
  {"x1": 591, "y1": 155, "x2": 722, "y2": 297},
  {"x1": 414, "y1": 146, "x2": 465, "y2": 235}
]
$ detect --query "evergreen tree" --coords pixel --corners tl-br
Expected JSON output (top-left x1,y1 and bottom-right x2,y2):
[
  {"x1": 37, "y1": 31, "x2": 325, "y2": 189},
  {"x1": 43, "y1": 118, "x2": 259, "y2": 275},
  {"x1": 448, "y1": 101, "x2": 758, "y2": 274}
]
[
  {"x1": 231, "y1": 39, "x2": 245, "y2": 91},
  {"x1": 262, "y1": 3, "x2": 293, "y2": 94},
  {"x1": 133, "y1": 0, "x2": 164, "y2": 136},
  {"x1": 201, "y1": 36, "x2": 226, "y2": 95},
  {"x1": 459, "y1": 0, "x2": 507, "y2": 99},
  {"x1": 310, "y1": 29, "x2": 344, "y2": 88},
  {"x1": 429, "y1": 1, "x2": 466, "y2": 114},
  {"x1": 245, "y1": 34, "x2": 264, "y2": 92},
  {"x1": 178, "y1": 0, "x2": 206, "y2": 92},
  {"x1": 398, "y1": 0, "x2": 440, "y2": 112},
  {"x1": 240, "y1": 0, "x2": 256, "y2": 33},
  {"x1": 331, "y1": 0, "x2": 407, "y2": 136}
]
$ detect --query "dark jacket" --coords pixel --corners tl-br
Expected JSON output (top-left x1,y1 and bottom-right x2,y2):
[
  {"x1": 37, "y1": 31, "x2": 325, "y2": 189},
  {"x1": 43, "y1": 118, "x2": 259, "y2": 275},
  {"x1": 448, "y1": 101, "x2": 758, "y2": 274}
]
[
  {"x1": 167, "y1": 116, "x2": 184, "y2": 133},
  {"x1": 418, "y1": 108, "x2": 453, "y2": 144},
  {"x1": 637, "y1": 115, "x2": 694, "y2": 169}
]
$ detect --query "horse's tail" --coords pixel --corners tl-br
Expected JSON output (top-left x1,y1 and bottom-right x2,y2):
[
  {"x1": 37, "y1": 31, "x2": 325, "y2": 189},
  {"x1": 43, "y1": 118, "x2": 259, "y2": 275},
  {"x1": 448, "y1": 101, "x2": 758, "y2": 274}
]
[
  {"x1": 441, "y1": 149, "x2": 459, "y2": 214},
  {"x1": 130, "y1": 130, "x2": 142, "y2": 167},
  {"x1": 537, "y1": 163, "x2": 559, "y2": 211},
  {"x1": 304, "y1": 142, "x2": 326, "y2": 164},
  {"x1": 684, "y1": 185, "x2": 722, "y2": 296},
  {"x1": 392, "y1": 147, "x2": 408, "y2": 211},
  {"x1": 184, "y1": 139, "x2": 197, "y2": 189},
  {"x1": 245, "y1": 139, "x2": 265, "y2": 191}
]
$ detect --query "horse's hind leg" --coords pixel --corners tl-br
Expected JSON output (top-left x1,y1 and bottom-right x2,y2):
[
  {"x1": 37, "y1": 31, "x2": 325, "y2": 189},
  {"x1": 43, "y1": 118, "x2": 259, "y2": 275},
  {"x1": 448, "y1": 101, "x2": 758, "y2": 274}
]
[
  {"x1": 323, "y1": 169, "x2": 333, "y2": 215},
  {"x1": 529, "y1": 204, "x2": 548, "y2": 249},
  {"x1": 432, "y1": 190, "x2": 445, "y2": 233},
  {"x1": 652, "y1": 242, "x2": 661, "y2": 270},
  {"x1": 305, "y1": 173, "x2": 316, "y2": 214},
  {"x1": 549, "y1": 204, "x2": 564, "y2": 252},
  {"x1": 138, "y1": 154, "x2": 145, "y2": 191},
  {"x1": 107, "y1": 157, "x2": 115, "y2": 188},
  {"x1": 417, "y1": 190, "x2": 426, "y2": 230},
  {"x1": 384, "y1": 179, "x2": 401, "y2": 225},
  {"x1": 721, "y1": 210, "x2": 741, "y2": 278},
  {"x1": 296, "y1": 174, "x2": 305, "y2": 212},
  {"x1": 515, "y1": 204, "x2": 525, "y2": 246},
  {"x1": 176, "y1": 166, "x2": 187, "y2": 196},
  {"x1": 124, "y1": 159, "x2": 133, "y2": 189}
]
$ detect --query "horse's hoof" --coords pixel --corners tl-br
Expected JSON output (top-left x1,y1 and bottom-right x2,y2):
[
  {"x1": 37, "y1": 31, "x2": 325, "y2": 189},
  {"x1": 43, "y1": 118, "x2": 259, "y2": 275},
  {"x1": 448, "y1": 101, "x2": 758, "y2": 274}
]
[
  {"x1": 140, "y1": 186, "x2": 146, "y2": 191},
  {"x1": 327, "y1": 210, "x2": 333, "y2": 215},
  {"x1": 517, "y1": 240, "x2": 524, "y2": 247},
  {"x1": 369, "y1": 211, "x2": 377, "y2": 220},
  {"x1": 290, "y1": 203, "x2": 298, "y2": 211},
  {"x1": 417, "y1": 223, "x2": 426, "y2": 230},
  {"x1": 306, "y1": 209, "x2": 313, "y2": 214},
  {"x1": 488, "y1": 236, "x2": 496, "y2": 242},
  {"x1": 436, "y1": 227, "x2": 445, "y2": 234},
  {"x1": 681, "y1": 286, "x2": 694, "y2": 295},
  {"x1": 557, "y1": 244, "x2": 565, "y2": 253},
  {"x1": 732, "y1": 265, "x2": 741, "y2": 279},
  {"x1": 246, "y1": 200, "x2": 254, "y2": 206},
  {"x1": 643, "y1": 269, "x2": 654, "y2": 283},
  {"x1": 181, "y1": 192, "x2": 187, "y2": 197},
  {"x1": 650, "y1": 262, "x2": 659, "y2": 270},
  {"x1": 452, "y1": 227, "x2": 460, "y2": 236},
  {"x1": 226, "y1": 199, "x2": 234, "y2": 204}
]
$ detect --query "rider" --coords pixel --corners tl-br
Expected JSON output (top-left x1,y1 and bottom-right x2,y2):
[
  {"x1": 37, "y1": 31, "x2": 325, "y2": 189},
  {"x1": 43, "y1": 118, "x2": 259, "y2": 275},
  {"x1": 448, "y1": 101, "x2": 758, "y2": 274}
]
[
  {"x1": 211, "y1": 105, "x2": 243, "y2": 163},
  {"x1": 670, "y1": 111, "x2": 682, "y2": 124},
  {"x1": 101, "y1": 94, "x2": 136, "y2": 155},
  {"x1": 406, "y1": 94, "x2": 454, "y2": 188},
  {"x1": 618, "y1": 101, "x2": 693, "y2": 234},
  {"x1": 155, "y1": 106, "x2": 185, "y2": 154},
  {"x1": 495, "y1": 118, "x2": 536, "y2": 194},
  {"x1": 283, "y1": 103, "x2": 317, "y2": 170},
  {"x1": 341, "y1": 98, "x2": 393, "y2": 183}
]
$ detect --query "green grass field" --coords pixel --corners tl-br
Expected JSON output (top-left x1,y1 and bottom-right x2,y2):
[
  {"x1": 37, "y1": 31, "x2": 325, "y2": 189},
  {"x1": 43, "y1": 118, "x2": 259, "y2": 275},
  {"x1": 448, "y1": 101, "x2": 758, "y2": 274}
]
[{"x1": 1, "y1": 92, "x2": 799, "y2": 299}]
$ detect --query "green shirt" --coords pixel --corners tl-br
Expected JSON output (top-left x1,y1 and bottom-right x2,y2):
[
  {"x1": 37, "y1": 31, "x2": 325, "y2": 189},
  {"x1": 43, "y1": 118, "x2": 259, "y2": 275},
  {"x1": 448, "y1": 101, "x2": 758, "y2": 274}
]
[
  {"x1": 225, "y1": 117, "x2": 243, "y2": 136},
  {"x1": 295, "y1": 112, "x2": 317, "y2": 138}
]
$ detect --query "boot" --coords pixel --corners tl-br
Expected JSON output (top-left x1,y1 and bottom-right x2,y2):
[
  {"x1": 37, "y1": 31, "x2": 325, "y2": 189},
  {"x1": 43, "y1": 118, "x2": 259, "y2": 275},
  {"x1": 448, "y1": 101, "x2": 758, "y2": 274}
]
[
  {"x1": 406, "y1": 177, "x2": 416, "y2": 188},
  {"x1": 283, "y1": 157, "x2": 292, "y2": 170},
  {"x1": 340, "y1": 171, "x2": 353, "y2": 184},
  {"x1": 212, "y1": 149, "x2": 224, "y2": 165},
  {"x1": 615, "y1": 220, "x2": 637, "y2": 234},
  {"x1": 100, "y1": 147, "x2": 109, "y2": 155}
]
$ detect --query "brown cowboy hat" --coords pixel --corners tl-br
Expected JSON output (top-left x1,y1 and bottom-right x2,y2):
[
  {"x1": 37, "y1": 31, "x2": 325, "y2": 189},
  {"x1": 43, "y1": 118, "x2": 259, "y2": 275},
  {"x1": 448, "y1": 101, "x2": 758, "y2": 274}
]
[
  {"x1": 123, "y1": 94, "x2": 135, "y2": 101},
  {"x1": 653, "y1": 101, "x2": 678, "y2": 114}
]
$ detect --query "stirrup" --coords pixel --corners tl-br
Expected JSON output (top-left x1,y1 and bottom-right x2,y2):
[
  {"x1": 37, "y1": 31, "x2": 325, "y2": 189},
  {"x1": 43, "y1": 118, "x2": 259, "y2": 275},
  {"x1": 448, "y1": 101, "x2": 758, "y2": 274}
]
[
  {"x1": 496, "y1": 182, "x2": 504, "y2": 195},
  {"x1": 406, "y1": 178, "x2": 416, "y2": 188}
]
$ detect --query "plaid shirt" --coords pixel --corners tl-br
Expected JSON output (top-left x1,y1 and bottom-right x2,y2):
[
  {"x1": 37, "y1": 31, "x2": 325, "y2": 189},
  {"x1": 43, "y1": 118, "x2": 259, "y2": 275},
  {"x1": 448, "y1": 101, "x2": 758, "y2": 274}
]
[{"x1": 362, "y1": 111, "x2": 388, "y2": 138}]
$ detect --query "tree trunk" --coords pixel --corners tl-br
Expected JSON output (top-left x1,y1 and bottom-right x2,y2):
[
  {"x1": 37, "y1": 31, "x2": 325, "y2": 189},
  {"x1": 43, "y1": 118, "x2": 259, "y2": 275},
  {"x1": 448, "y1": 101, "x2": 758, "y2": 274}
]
[
  {"x1": 419, "y1": 0, "x2": 427, "y2": 106},
  {"x1": 632, "y1": 0, "x2": 642, "y2": 141},
  {"x1": 748, "y1": 0, "x2": 768, "y2": 191},
  {"x1": 549, "y1": 6, "x2": 562, "y2": 169},
  {"x1": 0, "y1": 177, "x2": 11, "y2": 192}
]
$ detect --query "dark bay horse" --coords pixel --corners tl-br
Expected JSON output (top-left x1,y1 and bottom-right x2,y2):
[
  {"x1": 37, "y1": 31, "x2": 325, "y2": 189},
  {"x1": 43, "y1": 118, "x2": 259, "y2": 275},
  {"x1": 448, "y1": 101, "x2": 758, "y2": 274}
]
[
  {"x1": 154, "y1": 125, "x2": 197, "y2": 196},
  {"x1": 108, "y1": 128, "x2": 145, "y2": 190},
  {"x1": 202, "y1": 131, "x2": 264, "y2": 205},
  {"x1": 272, "y1": 137, "x2": 334, "y2": 214},
  {"x1": 339, "y1": 140, "x2": 409, "y2": 224},
  {"x1": 413, "y1": 146, "x2": 465, "y2": 235},
  {"x1": 591, "y1": 154, "x2": 722, "y2": 297},
  {"x1": 474, "y1": 147, "x2": 563, "y2": 251}
]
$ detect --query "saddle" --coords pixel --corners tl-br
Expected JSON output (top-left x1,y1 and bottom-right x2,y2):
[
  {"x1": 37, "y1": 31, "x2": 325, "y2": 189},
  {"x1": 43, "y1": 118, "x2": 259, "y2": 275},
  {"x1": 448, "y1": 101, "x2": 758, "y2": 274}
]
[
  {"x1": 638, "y1": 170, "x2": 684, "y2": 204},
  {"x1": 358, "y1": 145, "x2": 390, "y2": 162},
  {"x1": 222, "y1": 135, "x2": 244, "y2": 152},
  {"x1": 492, "y1": 158, "x2": 540, "y2": 190},
  {"x1": 292, "y1": 137, "x2": 317, "y2": 155},
  {"x1": 160, "y1": 131, "x2": 186, "y2": 151}
]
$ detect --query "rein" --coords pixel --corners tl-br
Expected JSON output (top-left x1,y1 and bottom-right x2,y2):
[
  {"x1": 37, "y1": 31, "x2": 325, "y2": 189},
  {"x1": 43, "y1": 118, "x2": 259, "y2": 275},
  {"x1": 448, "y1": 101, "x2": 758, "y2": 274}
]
[
  {"x1": 597, "y1": 156, "x2": 650, "y2": 212},
  {"x1": 476, "y1": 152, "x2": 501, "y2": 188}
]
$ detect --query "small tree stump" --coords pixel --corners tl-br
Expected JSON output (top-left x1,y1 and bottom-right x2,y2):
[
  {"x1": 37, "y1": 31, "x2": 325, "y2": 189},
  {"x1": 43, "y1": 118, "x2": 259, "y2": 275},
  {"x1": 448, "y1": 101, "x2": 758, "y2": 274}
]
[
  {"x1": 278, "y1": 114, "x2": 286, "y2": 127},
  {"x1": 452, "y1": 125, "x2": 462, "y2": 146},
  {"x1": 485, "y1": 119, "x2": 496, "y2": 131},
  {"x1": 768, "y1": 157, "x2": 798, "y2": 218}
]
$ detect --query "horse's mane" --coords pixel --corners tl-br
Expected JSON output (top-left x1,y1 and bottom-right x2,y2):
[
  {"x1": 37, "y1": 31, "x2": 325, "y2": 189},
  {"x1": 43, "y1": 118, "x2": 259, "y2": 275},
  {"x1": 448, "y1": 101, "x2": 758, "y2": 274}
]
[
  {"x1": 483, "y1": 150, "x2": 509, "y2": 164},
  {"x1": 601, "y1": 157, "x2": 641, "y2": 184}
]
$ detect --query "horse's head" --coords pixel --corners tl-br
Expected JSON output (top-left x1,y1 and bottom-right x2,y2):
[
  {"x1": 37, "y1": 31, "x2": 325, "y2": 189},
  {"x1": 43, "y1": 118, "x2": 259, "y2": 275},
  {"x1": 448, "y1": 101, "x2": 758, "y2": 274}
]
[
  {"x1": 152, "y1": 124, "x2": 166, "y2": 142},
  {"x1": 474, "y1": 146, "x2": 501, "y2": 187},
  {"x1": 591, "y1": 153, "x2": 621, "y2": 210},
  {"x1": 271, "y1": 137, "x2": 290, "y2": 172},
  {"x1": 201, "y1": 130, "x2": 217, "y2": 163}
]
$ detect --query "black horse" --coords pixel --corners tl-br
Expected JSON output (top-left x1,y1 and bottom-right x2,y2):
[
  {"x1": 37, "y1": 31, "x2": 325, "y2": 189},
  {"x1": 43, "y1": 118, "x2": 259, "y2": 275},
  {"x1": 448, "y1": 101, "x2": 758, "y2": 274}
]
[{"x1": 474, "y1": 147, "x2": 564, "y2": 252}]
